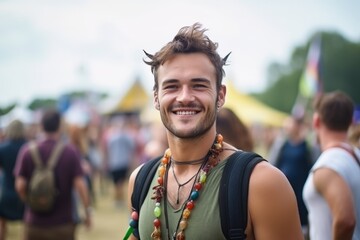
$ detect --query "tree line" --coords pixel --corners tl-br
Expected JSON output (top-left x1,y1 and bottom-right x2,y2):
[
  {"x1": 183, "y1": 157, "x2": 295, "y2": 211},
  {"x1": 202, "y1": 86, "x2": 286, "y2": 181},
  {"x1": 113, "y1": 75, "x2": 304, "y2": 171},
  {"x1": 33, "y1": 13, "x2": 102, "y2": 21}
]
[{"x1": 254, "y1": 31, "x2": 360, "y2": 113}]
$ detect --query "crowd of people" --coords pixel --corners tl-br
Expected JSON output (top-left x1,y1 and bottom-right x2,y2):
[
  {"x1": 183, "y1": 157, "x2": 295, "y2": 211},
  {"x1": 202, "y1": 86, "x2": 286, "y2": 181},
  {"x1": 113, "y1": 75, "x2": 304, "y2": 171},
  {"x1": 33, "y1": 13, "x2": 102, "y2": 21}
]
[
  {"x1": 0, "y1": 22, "x2": 359, "y2": 240},
  {"x1": 0, "y1": 108, "x2": 161, "y2": 239}
]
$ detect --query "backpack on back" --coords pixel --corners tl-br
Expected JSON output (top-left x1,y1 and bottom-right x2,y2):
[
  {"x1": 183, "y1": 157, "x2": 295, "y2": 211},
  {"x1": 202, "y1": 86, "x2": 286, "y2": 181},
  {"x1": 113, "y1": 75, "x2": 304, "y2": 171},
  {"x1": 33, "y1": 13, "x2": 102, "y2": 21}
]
[
  {"x1": 130, "y1": 150, "x2": 264, "y2": 240},
  {"x1": 28, "y1": 141, "x2": 64, "y2": 213}
]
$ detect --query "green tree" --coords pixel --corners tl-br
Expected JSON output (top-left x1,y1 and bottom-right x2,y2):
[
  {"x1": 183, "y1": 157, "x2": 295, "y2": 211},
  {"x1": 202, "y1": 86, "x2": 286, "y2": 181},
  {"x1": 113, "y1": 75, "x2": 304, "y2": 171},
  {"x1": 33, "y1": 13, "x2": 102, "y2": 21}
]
[
  {"x1": 321, "y1": 32, "x2": 360, "y2": 103},
  {"x1": 256, "y1": 31, "x2": 360, "y2": 113},
  {"x1": 0, "y1": 103, "x2": 17, "y2": 116},
  {"x1": 28, "y1": 98, "x2": 58, "y2": 111}
]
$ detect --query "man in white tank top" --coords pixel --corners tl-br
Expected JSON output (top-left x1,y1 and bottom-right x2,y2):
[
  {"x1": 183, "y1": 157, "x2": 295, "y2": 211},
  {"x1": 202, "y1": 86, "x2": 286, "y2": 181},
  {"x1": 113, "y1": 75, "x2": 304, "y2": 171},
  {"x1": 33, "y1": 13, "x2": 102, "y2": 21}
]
[{"x1": 303, "y1": 91, "x2": 360, "y2": 240}]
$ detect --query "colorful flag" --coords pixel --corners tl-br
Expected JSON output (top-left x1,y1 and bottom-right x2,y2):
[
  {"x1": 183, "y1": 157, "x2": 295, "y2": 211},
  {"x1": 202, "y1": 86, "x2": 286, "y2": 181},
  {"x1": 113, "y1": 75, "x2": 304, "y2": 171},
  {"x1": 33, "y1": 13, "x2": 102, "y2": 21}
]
[
  {"x1": 299, "y1": 35, "x2": 322, "y2": 98},
  {"x1": 292, "y1": 35, "x2": 323, "y2": 119}
]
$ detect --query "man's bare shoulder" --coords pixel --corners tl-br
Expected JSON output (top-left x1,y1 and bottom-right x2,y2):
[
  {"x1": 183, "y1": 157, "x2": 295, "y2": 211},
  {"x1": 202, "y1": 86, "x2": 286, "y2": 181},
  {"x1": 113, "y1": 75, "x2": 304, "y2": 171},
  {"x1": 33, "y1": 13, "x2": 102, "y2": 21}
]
[
  {"x1": 248, "y1": 161, "x2": 294, "y2": 201},
  {"x1": 127, "y1": 164, "x2": 144, "y2": 213},
  {"x1": 247, "y1": 161, "x2": 303, "y2": 239},
  {"x1": 250, "y1": 161, "x2": 289, "y2": 186}
]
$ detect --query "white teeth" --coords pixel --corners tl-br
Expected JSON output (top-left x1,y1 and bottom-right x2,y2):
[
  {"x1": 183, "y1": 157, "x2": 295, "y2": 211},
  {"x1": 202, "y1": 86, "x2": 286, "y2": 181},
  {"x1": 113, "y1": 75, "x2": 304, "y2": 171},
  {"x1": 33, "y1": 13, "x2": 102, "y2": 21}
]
[{"x1": 176, "y1": 111, "x2": 196, "y2": 115}]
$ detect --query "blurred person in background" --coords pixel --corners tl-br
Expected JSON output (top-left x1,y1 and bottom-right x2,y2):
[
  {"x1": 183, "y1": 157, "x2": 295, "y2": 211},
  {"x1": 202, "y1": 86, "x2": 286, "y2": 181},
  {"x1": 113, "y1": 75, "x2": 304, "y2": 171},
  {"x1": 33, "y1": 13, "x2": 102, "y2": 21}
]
[
  {"x1": 0, "y1": 129, "x2": 5, "y2": 143},
  {"x1": 303, "y1": 91, "x2": 360, "y2": 240},
  {"x1": 349, "y1": 124, "x2": 360, "y2": 148},
  {"x1": 65, "y1": 123, "x2": 95, "y2": 225},
  {"x1": 103, "y1": 116, "x2": 136, "y2": 207},
  {"x1": 349, "y1": 106, "x2": 360, "y2": 148},
  {"x1": 85, "y1": 124, "x2": 104, "y2": 198},
  {"x1": 267, "y1": 115, "x2": 314, "y2": 237},
  {"x1": 64, "y1": 104, "x2": 98, "y2": 211},
  {"x1": 14, "y1": 109, "x2": 91, "y2": 240},
  {"x1": 216, "y1": 107, "x2": 254, "y2": 151},
  {"x1": 125, "y1": 115, "x2": 147, "y2": 170},
  {"x1": 0, "y1": 119, "x2": 27, "y2": 240},
  {"x1": 143, "y1": 122, "x2": 168, "y2": 161}
]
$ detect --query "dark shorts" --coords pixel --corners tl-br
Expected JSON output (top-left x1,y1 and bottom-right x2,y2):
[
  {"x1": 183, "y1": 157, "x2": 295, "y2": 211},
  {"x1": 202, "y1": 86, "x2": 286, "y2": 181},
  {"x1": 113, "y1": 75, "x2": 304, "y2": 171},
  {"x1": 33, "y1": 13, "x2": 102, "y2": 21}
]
[
  {"x1": 110, "y1": 168, "x2": 128, "y2": 184},
  {"x1": 24, "y1": 223, "x2": 76, "y2": 240},
  {"x1": 0, "y1": 191, "x2": 24, "y2": 220}
]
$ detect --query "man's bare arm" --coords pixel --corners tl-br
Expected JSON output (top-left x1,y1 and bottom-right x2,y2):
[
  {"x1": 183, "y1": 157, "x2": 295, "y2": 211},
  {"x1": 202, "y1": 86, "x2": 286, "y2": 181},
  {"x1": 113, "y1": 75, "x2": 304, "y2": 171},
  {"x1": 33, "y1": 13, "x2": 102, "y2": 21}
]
[
  {"x1": 15, "y1": 176, "x2": 27, "y2": 202},
  {"x1": 314, "y1": 168, "x2": 356, "y2": 240},
  {"x1": 248, "y1": 162, "x2": 303, "y2": 240}
]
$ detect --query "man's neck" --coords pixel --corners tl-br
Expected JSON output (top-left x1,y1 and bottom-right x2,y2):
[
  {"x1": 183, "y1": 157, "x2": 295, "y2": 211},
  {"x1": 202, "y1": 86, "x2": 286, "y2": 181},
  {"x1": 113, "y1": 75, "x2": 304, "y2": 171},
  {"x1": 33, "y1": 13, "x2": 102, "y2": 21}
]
[
  {"x1": 44, "y1": 132, "x2": 60, "y2": 141},
  {"x1": 320, "y1": 130, "x2": 348, "y2": 151},
  {"x1": 167, "y1": 131, "x2": 217, "y2": 163}
]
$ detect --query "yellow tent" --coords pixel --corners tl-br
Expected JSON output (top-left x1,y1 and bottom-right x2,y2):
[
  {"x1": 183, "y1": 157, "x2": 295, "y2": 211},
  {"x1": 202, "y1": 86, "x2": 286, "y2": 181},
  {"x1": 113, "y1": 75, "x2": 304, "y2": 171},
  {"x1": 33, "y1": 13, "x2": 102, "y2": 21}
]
[
  {"x1": 224, "y1": 81, "x2": 288, "y2": 127},
  {"x1": 105, "y1": 79, "x2": 150, "y2": 114}
]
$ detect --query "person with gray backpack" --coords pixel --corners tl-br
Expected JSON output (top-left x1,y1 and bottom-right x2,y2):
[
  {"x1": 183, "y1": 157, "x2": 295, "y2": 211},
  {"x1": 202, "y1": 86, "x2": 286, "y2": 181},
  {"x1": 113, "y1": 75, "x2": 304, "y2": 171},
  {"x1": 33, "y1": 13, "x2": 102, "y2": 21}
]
[{"x1": 14, "y1": 109, "x2": 92, "y2": 240}]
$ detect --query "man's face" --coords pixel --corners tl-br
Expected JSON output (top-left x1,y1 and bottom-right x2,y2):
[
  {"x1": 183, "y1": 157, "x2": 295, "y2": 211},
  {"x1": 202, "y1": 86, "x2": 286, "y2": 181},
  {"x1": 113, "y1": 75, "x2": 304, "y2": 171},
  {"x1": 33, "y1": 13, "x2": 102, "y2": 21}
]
[{"x1": 154, "y1": 53, "x2": 225, "y2": 139}]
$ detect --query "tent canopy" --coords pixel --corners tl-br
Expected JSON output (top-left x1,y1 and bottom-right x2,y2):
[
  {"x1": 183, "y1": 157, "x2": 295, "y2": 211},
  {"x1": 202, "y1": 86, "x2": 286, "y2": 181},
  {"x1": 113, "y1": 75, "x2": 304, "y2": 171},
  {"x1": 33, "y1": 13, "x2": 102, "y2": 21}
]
[
  {"x1": 101, "y1": 79, "x2": 150, "y2": 115},
  {"x1": 224, "y1": 81, "x2": 288, "y2": 127}
]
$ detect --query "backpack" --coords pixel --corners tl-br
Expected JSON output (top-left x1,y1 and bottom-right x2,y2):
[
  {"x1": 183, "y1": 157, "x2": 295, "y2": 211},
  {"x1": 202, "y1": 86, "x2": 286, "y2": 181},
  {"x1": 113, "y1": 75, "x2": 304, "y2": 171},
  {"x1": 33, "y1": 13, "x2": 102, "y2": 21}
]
[
  {"x1": 130, "y1": 151, "x2": 265, "y2": 240},
  {"x1": 27, "y1": 141, "x2": 64, "y2": 213}
]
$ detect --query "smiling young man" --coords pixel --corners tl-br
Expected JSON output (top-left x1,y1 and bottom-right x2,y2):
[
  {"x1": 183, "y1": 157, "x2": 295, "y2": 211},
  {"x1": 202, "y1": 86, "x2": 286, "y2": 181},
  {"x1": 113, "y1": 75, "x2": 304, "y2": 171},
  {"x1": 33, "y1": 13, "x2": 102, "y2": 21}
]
[{"x1": 126, "y1": 23, "x2": 303, "y2": 240}]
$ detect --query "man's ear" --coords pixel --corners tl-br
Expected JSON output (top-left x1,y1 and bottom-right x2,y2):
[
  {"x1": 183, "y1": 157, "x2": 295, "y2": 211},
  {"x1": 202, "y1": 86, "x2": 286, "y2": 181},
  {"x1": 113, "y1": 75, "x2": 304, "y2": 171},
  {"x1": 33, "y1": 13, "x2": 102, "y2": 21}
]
[
  {"x1": 154, "y1": 93, "x2": 160, "y2": 110},
  {"x1": 155, "y1": 101, "x2": 160, "y2": 110},
  {"x1": 217, "y1": 84, "x2": 227, "y2": 109},
  {"x1": 313, "y1": 112, "x2": 320, "y2": 129}
]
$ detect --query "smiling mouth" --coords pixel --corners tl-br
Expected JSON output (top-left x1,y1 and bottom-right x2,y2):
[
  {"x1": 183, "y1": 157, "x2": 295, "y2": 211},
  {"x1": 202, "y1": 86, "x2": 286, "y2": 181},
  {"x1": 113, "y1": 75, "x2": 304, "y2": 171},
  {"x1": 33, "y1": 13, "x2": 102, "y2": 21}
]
[{"x1": 174, "y1": 110, "x2": 198, "y2": 115}]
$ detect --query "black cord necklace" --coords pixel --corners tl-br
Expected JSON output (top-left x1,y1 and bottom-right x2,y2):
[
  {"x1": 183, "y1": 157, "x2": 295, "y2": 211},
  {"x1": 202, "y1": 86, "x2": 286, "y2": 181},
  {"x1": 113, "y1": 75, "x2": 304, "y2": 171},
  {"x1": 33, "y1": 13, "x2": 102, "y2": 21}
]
[
  {"x1": 171, "y1": 156, "x2": 206, "y2": 165},
  {"x1": 171, "y1": 163, "x2": 199, "y2": 205}
]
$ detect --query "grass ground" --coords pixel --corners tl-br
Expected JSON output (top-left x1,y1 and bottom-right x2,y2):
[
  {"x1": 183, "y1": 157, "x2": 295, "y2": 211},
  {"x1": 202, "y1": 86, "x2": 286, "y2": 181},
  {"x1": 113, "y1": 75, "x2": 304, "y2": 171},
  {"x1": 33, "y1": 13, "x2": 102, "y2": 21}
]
[{"x1": 7, "y1": 178, "x2": 130, "y2": 240}]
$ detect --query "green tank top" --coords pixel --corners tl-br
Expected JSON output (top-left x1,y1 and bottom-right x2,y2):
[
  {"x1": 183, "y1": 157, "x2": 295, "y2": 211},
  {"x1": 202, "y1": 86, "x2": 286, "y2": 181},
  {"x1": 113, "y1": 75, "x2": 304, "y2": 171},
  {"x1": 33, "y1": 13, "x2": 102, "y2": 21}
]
[{"x1": 138, "y1": 159, "x2": 227, "y2": 239}]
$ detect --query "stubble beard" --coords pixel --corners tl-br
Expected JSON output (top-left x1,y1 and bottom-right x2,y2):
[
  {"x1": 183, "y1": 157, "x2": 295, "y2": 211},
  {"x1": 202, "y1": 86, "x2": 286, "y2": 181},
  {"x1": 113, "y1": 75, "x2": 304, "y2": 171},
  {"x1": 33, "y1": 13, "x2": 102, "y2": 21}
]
[{"x1": 160, "y1": 104, "x2": 217, "y2": 140}]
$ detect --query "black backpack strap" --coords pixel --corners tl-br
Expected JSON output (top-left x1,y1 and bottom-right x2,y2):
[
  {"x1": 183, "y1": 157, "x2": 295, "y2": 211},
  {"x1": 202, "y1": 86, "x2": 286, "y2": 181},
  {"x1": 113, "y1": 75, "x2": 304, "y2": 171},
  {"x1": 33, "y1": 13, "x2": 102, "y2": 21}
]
[
  {"x1": 131, "y1": 156, "x2": 162, "y2": 239},
  {"x1": 219, "y1": 151, "x2": 265, "y2": 240}
]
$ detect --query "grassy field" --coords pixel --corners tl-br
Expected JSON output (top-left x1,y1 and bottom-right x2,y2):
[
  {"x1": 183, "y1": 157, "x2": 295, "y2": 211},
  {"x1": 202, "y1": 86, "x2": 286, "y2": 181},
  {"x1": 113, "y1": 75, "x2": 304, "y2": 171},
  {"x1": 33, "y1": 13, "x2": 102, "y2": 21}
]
[{"x1": 7, "y1": 179, "x2": 130, "y2": 240}]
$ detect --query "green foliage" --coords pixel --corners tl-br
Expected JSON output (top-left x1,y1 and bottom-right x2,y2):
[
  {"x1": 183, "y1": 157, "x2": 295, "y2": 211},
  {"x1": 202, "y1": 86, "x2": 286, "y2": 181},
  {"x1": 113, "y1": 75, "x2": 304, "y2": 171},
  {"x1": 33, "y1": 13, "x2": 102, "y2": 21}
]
[
  {"x1": 0, "y1": 103, "x2": 17, "y2": 116},
  {"x1": 67, "y1": 90, "x2": 108, "y2": 100},
  {"x1": 320, "y1": 33, "x2": 360, "y2": 103},
  {"x1": 26, "y1": 90, "x2": 108, "y2": 111},
  {"x1": 255, "y1": 69, "x2": 302, "y2": 113},
  {"x1": 257, "y1": 31, "x2": 360, "y2": 113},
  {"x1": 28, "y1": 98, "x2": 58, "y2": 111}
]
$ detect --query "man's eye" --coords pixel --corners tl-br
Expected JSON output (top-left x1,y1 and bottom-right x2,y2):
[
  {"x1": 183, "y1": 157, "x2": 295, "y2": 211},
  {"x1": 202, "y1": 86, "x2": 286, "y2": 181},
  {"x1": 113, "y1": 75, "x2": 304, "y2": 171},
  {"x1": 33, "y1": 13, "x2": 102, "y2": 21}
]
[
  {"x1": 194, "y1": 84, "x2": 207, "y2": 89},
  {"x1": 164, "y1": 85, "x2": 177, "y2": 90}
]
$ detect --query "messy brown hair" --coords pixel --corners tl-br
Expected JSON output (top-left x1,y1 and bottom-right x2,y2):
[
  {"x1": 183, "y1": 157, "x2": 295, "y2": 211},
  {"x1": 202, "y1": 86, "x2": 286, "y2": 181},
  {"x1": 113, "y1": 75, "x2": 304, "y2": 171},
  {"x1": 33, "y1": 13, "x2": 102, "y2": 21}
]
[
  {"x1": 313, "y1": 91, "x2": 354, "y2": 131},
  {"x1": 144, "y1": 22, "x2": 230, "y2": 92}
]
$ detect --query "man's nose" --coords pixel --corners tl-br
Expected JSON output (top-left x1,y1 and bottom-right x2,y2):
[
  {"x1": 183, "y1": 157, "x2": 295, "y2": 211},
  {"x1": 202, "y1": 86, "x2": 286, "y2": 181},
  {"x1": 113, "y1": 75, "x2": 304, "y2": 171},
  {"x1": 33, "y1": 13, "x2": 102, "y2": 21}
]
[{"x1": 176, "y1": 86, "x2": 195, "y2": 104}]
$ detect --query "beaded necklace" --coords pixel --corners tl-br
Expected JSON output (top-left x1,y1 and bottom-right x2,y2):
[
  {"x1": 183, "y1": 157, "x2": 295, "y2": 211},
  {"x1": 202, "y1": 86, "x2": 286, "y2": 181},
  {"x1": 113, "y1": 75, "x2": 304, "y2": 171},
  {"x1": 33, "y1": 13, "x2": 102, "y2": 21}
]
[{"x1": 150, "y1": 134, "x2": 224, "y2": 240}]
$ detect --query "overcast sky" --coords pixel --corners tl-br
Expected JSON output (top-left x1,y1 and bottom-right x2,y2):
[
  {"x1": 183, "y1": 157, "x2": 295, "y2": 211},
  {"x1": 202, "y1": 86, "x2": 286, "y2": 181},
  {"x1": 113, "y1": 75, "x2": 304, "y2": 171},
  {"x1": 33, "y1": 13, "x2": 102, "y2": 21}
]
[{"x1": 1, "y1": 0, "x2": 359, "y2": 106}]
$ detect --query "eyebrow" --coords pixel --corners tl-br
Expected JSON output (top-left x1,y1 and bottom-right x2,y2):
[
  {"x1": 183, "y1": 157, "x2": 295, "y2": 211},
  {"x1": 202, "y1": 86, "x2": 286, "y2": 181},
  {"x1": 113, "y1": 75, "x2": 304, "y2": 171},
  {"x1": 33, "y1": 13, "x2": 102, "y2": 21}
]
[
  {"x1": 162, "y1": 79, "x2": 178, "y2": 85},
  {"x1": 162, "y1": 78, "x2": 211, "y2": 85},
  {"x1": 192, "y1": 78, "x2": 211, "y2": 84}
]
